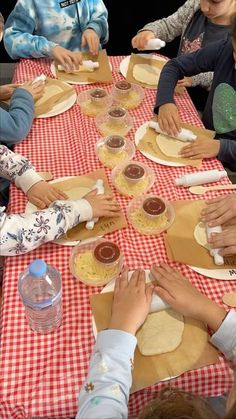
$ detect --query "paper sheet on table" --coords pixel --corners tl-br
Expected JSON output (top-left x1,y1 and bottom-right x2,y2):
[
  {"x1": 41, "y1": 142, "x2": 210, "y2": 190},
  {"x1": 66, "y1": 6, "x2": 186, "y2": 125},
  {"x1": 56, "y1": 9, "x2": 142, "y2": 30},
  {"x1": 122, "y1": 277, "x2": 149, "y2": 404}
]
[
  {"x1": 51, "y1": 168, "x2": 127, "y2": 241},
  {"x1": 90, "y1": 291, "x2": 219, "y2": 393},
  {"x1": 34, "y1": 78, "x2": 75, "y2": 116},
  {"x1": 55, "y1": 50, "x2": 113, "y2": 83},
  {"x1": 165, "y1": 200, "x2": 236, "y2": 269},
  {"x1": 137, "y1": 120, "x2": 216, "y2": 168},
  {"x1": 126, "y1": 53, "x2": 184, "y2": 93}
]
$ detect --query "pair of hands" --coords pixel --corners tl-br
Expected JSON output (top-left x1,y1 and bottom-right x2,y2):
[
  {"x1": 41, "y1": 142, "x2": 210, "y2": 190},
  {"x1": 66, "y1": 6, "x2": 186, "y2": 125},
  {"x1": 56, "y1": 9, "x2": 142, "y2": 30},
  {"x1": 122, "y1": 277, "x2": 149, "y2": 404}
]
[
  {"x1": 158, "y1": 103, "x2": 220, "y2": 158},
  {"x1": 0, "y1": 80, "x2": 45, "y2": 102},
  {"x1": 201, "y1": 194, "x2": 236, "y2": 256},
  {"x1": 27, "y1": 180, "x2": 120, "y2": 218},
  {"x1": 109, "y1": 263, "x2": 226, "y2": 335},
  {"x1": 52, "y1": 28, "x2": 99, "y2": 72}
]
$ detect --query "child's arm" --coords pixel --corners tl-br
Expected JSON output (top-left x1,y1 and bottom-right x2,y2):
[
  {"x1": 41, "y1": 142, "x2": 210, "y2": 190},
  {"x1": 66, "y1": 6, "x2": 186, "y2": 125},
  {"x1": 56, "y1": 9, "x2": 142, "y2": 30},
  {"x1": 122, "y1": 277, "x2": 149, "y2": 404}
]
[
  {"x1": 0, "y1": 81, "x2": 44, "y2": 146},
  {"x1": 3, "y1": 0, "x2": 57, "y2": 60},
  {"x1": 151, "y1": 263, "x2": 236, "y2": 361},
  {"x1": 86, "y1": 0, "x2": 109, "y2": 45},
  {"x1": 77, "y1": 269, "x2": 153, "y2": 418},
  {"x1": 136, "y1": 0, "x2": 199, "y2": 44}
]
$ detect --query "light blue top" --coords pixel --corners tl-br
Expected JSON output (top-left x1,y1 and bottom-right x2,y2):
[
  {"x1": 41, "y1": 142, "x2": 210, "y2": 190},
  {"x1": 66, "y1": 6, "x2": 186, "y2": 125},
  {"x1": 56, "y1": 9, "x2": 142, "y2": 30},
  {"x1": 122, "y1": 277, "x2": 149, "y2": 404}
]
[
  {"x1": 4, "y1": 0, "x2": 109, "y2": 59},
  {"x1": 77, "y1": 310, "x2": 236, "y2": 418},
  {"x1": 29, "y1": 259, "x2": 47, "y2": 277}
]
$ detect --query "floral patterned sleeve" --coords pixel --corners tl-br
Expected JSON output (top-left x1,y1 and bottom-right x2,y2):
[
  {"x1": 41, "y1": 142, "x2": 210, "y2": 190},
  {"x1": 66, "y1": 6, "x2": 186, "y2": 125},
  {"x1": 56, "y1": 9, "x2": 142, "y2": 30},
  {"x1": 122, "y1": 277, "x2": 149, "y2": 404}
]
[{"x1": 0, "y1": 145, "x2": 93, "y2": 256}]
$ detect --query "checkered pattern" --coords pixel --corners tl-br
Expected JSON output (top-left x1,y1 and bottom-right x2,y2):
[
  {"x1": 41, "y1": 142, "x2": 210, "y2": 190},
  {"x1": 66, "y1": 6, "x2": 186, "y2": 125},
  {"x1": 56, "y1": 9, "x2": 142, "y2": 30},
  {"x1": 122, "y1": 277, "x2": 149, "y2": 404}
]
[{"x1": 0, "y1": 56, "x2": 235, "y2": 419}]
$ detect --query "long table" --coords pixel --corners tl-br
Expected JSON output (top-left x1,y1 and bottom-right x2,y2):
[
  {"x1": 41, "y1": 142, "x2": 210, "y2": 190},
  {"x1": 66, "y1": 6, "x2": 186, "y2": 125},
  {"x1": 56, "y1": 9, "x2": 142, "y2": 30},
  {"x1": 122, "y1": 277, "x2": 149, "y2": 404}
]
[{"x1": 0, "y1": 56, "x2": 234, "y2": 418}]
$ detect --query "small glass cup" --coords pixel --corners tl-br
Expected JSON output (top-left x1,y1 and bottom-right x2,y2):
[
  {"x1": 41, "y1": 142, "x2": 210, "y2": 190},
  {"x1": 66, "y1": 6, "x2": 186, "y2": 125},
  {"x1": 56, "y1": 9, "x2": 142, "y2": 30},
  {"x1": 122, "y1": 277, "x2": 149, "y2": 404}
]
[
  {"x1": 95, "y1": 106, "x2": 133, "y2": 137},
  {"x1": 112, "y1": 81, "x2": 144, "y2": 110},
  {"x1": 95, "y1": 136, "x2": 136, "y2": 169},
  {"x1": 77, "y1": 88, "x2": 112, "y2": 117}
]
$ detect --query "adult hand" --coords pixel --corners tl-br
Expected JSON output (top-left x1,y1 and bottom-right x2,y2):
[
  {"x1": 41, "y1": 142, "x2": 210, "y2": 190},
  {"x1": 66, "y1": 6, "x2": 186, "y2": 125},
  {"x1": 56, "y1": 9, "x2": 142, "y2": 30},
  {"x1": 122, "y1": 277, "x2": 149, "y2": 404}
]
[
  {"x1": 0, "y1": 84, "x2": 19, "y2": 100},
  {"x1": 27, "y1": 181, "x2": 68, "y2": 209},
  {"x1": 201, "y1": 194, "x2": 236, "y2": 226},
  {"x1": 177, "y1": 76, "x2": 193, "y2": 88},
  {"x1": 21, "y1": 80, "x2": 45, "y2": 101},
  {"x1": 131, "y1": 30, "x2": 155, "y2": 50},
  {"x1": 81, "y1": 29, "x2": 99, "y2": 55},
  {"x1": 150, "y1": 263, "x2": 226, "y2": 331},
  {"x1": 52, "y1": 45, "x2": 82, "y2": 72},
  {"x1": 109, "y1": 268, "x2": 154, "y2": 335},
  {"x1": 180, "y1": 138, "x2": 220, "y2": 159},
  {"x1": 158, "y1": 103, "x2": 181, "y2": 137},
  {"x1": 208, "y1": 229, "x2": 236, "y2": 256},
  {"x1": 84, "y1": 190, "x2": 121, "y2": 218}
]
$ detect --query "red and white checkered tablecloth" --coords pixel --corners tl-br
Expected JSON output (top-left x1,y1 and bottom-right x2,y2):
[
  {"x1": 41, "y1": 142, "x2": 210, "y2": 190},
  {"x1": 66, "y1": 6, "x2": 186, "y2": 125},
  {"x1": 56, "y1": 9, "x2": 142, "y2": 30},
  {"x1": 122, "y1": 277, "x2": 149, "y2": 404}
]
[{"x1": 0, "y1": 56, "x2": 235, "y2": 419}]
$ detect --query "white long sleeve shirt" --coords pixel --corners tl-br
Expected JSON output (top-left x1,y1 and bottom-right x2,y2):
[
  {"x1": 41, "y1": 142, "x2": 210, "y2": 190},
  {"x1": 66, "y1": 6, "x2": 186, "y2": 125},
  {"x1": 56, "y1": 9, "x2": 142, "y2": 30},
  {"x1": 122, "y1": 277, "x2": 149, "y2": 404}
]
[
  {"x1": 0, "y1": 145, "x2": 93, "y2": 256},
  {"x1": 77, "y1": 310, "x2": 236, "y2": 418}
]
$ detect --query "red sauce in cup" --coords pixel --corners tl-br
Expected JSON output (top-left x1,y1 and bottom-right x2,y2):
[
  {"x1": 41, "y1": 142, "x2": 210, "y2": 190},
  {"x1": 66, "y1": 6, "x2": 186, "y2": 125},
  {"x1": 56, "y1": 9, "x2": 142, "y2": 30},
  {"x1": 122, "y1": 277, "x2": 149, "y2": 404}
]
[
  {"x1": 108, "y1": 107, "x2": 126, "y2": 118},
  {"x1": 115, "y1": 80, "x2": 132, "y2": 92},
  {"x1": 143, "y1": 197, "x2": 166, "y2": 216},
  {"x1": 94, "y1": 241, "x2": 120, "y2": 264},
  {"x1": 90, "y1": 88, "x2": 107, "y2": 100},
  {"x1": 105, "y1": 135, "x2": 125, "y2": 150},
  {"x1": 123, "y1": 163, "x2": 145, "y2": 181}
]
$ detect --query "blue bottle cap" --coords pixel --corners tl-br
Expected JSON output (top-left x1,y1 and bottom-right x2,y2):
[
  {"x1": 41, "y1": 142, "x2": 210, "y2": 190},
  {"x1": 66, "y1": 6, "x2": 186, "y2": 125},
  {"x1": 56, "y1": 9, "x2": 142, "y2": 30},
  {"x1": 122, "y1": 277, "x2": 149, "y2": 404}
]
[{"x1": 29, "y1": 259, "x2": 47, "y2": 278}]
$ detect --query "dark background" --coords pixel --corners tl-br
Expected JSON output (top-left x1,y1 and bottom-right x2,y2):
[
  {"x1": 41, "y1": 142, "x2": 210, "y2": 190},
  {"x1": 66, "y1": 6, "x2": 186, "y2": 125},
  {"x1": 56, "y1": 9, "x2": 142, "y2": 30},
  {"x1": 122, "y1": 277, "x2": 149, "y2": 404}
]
[{"x1": 0, "y1": 0, "x2": 184, "y2": 62}]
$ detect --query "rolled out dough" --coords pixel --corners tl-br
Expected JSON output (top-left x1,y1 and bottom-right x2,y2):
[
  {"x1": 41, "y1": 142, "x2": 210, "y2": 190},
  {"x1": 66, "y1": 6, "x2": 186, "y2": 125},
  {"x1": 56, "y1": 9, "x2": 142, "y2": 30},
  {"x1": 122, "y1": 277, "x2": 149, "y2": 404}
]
[{"x1": 136, "y1": 309, "x2": 184, "y2": 356}]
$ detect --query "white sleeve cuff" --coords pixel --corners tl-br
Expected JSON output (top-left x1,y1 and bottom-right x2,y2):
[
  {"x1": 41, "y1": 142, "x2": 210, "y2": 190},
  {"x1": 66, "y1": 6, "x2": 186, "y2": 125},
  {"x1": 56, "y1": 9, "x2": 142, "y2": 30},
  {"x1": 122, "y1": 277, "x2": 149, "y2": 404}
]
[
  {"x1": 211, "y1": 310, "x2": 236, "y2": 361},
  {"x1": 73, "y1": 198, "x2": 93, "y2": 222},
  {"x1": 96, "y1": 330, "x2": 137, "y2": 358},
  {"x1": 15, "y1": 169, "x2": 44, "y2": 194}
]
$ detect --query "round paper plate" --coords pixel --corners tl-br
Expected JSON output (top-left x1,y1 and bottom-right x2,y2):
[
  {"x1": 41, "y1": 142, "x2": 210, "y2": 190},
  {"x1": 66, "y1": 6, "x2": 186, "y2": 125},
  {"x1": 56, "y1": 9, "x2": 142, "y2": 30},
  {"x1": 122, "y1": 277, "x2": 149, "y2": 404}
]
[
  {"x1": 135, "y1": 122, "x2": 186, "y2": 167},
  {"x1": 37, "y1": 82, "x2": 77, "y2": 118},
  {"x1": 188, "y1": 265, "x2": 236, "y2": 281}
]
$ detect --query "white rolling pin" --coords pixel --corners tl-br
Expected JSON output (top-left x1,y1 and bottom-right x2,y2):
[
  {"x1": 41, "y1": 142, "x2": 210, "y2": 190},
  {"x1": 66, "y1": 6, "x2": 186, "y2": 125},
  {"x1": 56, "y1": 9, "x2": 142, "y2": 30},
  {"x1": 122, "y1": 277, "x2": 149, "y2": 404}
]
[
  {"x1": 143, "y1": 38, "x2": 166, "y2": 50},
  {"x1": 32, "y1": 74, "x2": 46, "y2": 84},
  {"x1": 206, "y1": 225, "x2": 224, "y2": 266},
  {"x1": 149, "y1": 121, "x2": 197, "y2": 142},
  {"x1": 86, "y1": 179, "x2": 104, "y2": 230},
  {"x1": 58, "y1": 60, "x2": 99, "y2": 72},
  {"x1": 149, "y1": 293, "x2": 170, "y2": 313},
  {"x1": 175, "y1": 170, "x2": 227, "y2": 187}
]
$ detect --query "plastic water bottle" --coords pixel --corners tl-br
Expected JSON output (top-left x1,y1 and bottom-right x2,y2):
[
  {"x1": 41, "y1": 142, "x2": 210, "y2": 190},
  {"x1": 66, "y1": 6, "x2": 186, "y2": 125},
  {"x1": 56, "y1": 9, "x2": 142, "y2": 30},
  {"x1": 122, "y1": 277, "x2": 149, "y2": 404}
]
[{"x1": 18, "y1": 259, "x2": 62, "y2": 334}]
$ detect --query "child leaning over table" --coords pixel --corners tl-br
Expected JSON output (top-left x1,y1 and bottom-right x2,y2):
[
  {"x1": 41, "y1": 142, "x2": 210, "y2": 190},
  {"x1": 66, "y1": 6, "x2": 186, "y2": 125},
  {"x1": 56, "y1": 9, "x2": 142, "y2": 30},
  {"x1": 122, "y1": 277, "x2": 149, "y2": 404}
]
[
  {"x1": 76, "y1": 264, "x2": 236, "y2": 419},
  {"x1": 154, "y1": 13, "x2": 236, "y2": 172},
  {"x1": 132, "y1": 0, "x2": 236, "y2": 111},
  {"x1": 0, "y1": 145, "x2": 120, "y2": 256},
  {"x1": 4, "y1": 0, "x2": 108, "y2": 72}
]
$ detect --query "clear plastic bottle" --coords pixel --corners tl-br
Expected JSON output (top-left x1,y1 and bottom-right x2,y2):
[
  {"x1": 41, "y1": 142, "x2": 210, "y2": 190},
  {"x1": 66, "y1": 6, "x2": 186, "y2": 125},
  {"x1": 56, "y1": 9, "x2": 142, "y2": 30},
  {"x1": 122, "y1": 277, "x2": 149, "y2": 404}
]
[{"x1": 18, "y1": 259, "x2": 62, "y2": 334}]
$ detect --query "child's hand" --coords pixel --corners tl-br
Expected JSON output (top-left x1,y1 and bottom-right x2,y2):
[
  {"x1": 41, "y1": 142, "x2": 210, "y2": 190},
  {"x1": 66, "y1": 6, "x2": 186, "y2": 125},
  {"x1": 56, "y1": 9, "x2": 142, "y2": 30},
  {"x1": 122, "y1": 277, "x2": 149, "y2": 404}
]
[
  {"x1": 84, "y1": 190, "x2": 120, "y2": 218},
  {"x1": 109, "y1": 268, "x2": 154, "y2": 335},
  {"x1": 21, "y1": 80, "x2": 45, "y2": 101},
  {"x1": 52, "y1": 45, "x2": 83, "y2": 72},
  {"x1": 131, "y1": 31, "x2": 155, "y2": 50},
  {"x1": 180, "y1": 138, "x2": 220, "y2": 159},
  {"x1": 81, "y1": 29, "x2": 99, "y2": 55},
  {"x1": 201, "y1": 195, "x2": 236, "y2": 226},
  {"x1": 177, "y1": 76, "x2": 193, "y2": 88},
  {"x1": 27, "y1": 181, "x2": 68, "y2": 209},
  {"x1": 208, "y1": 229, "x2": 236, "y2": 256},
  {"x1": 158, "y1": 103, "x2": 181, "y2": 137},
  {"x1": 150, "y1": 263, "x2": 226, "y2": 331},
  {"x1": 0, "y1": 84, "x2": 19, "y2": 100}
]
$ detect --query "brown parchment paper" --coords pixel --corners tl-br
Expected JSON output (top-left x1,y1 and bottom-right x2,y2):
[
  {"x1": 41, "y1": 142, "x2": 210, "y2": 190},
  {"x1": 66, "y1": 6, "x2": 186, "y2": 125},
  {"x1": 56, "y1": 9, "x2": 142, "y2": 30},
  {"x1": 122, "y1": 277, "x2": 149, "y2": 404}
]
[
  {"x1": 34, "y1": 78, "x2": 75, "y2": 116},
  {"x1": 126, "y1": 53, "x2": 184, "y2": 94},
  {"x1": 51, "y1": 169, "x2": 127, "y2": 241},
  {"x1": 55, "y1": 49, "x2": 113, "y2": 83},
  {"x1": 137, "y1": 120, "x2": 216, "y2": 168},
  {"x1": 90, "y1": 291, "x2": 219, "y2": 393},
  {"x1": 165, "y1": 200, "x2": 236, "y2": 269}
]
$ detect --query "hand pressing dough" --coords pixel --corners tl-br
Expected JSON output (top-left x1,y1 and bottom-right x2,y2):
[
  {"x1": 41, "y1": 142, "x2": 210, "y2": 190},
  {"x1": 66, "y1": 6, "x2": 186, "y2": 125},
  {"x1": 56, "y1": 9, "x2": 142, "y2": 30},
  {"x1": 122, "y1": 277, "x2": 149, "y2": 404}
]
[
  {"x1": 133, "y1": 64, "x2": 161, "y2": 86},
  {"x1": 136, "y1": 309, "x2": 184, "y2": 356},
  {"x1": 156, "y1": 134, "x2": 185, "y2": 158}
]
